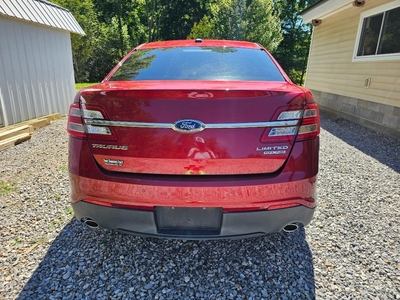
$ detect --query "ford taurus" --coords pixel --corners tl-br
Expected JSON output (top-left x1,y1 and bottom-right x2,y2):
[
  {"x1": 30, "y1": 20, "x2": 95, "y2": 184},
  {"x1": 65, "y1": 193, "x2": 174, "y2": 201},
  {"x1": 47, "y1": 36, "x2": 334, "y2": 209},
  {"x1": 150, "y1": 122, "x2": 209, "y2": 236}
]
[{"x1": 67, "y1": 39, "x2": 320, "y2": 239}]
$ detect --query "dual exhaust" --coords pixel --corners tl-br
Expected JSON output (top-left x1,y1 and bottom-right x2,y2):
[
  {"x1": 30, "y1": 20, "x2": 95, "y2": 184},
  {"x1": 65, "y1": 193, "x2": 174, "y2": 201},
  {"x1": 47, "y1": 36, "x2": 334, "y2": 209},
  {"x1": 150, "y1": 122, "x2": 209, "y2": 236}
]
[
  {"x1": 283, "y1": 223, "x2": 299, "y2": 233},
  {"x1": 81, "y1": 217, "x2": 99, "y2": 229},
  {"x1": 81, "y1": 218, "x2": 299, "y2": 234}
]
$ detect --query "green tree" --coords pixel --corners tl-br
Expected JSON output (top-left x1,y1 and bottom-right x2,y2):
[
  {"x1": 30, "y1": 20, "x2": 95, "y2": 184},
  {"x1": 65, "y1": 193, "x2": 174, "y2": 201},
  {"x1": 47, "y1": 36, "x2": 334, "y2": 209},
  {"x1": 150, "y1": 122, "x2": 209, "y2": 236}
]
[
  {"x1": 143, "y1": 0, "x2": 173, "y2": 41},
  {"x1": 61, "y1": 0, "x2": 147, "y2": 82},
  {"x1": 157, "y1": 0, "x2": 207, "y2": 40},
  {"x1": 93, "y1": 0, "x2": 146, "y2": 56},
  {"x1": 87, "y1": 20, "x2": 132, "y2": 82},
  {"x1": 245, "y1": 0, "x2": 283, "y2": 51},
  {"x1": 189, "y1": 0, "x2": 283, "y2": 52},
  {"x1": 51, "y1": 0, "x2": 100, "y2": 82},
  {"x1": 273, "y1": 0, "x2": 318, "y2": 85}
]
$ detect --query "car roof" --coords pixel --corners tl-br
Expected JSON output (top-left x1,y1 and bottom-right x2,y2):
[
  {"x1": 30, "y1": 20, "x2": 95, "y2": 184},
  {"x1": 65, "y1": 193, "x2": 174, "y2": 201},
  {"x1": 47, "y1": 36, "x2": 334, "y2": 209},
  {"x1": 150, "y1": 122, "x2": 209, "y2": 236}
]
[{"x1": 137, "y1": 39, "x2": 263, "y2": 50}]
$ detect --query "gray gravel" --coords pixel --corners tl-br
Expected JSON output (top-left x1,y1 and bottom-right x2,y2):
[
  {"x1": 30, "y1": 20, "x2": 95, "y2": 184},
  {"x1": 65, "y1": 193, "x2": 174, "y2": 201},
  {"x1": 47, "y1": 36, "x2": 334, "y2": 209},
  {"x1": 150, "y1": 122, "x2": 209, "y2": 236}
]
[{"x1": 0, "y1": 112, "x2": 399, "y2": 300}]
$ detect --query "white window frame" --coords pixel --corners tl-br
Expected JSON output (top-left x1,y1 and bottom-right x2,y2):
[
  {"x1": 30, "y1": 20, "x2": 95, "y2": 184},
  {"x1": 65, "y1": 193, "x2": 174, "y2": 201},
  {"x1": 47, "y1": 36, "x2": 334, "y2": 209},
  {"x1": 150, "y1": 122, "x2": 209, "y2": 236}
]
[{"x1": 353, "y1": 0, "x2": 400, "y2": 62}]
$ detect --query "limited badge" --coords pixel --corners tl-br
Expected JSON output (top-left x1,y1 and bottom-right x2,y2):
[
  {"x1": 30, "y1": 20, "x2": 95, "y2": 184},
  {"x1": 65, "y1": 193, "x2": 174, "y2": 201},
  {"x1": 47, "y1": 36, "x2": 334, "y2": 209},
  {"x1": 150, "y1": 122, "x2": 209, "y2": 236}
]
[{"x1": 256, "y1": 145, "x2": 288, "y2": 155}]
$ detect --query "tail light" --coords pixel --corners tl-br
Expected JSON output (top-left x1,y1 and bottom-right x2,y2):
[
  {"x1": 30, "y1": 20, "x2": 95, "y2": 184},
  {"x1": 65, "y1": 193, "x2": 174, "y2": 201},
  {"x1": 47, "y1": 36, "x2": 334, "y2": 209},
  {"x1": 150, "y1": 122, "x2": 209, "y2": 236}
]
[
  {"x1": 67, "y1": 98, "x2": 117, "y2": 140},
  {"x1": 261, "y1": 103, "x2": 320, "y2": 142},
  {"x1": 297, "y1": 103, "x2": 320, "y2": 140}
]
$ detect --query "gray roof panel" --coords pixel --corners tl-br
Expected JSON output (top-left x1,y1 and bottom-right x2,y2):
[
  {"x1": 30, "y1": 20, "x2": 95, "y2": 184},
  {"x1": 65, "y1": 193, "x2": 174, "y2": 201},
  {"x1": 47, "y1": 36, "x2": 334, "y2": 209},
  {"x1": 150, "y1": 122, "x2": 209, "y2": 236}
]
[
  {"x1": 21, "y1": 0, "x2": 39, "y2": 23},
  {"x1": 3, "y1": 0, "x2": 23, "y2": 19},
  {"x1": 0, "y1": 0, "x2": 85, "y2": 35},
  {"x1": 30, "y1": 1, "x2": 46, "y2": 24},
  {"x1": 0, "y1": 0, "x2": 13, "y2": 16},
  {"x1": 13, "y1": 0, "x2": 30, "y2": 20},
  {"x1": 41, "y1": 2, "x2": 58, "y2": 27},
  {"x1": 51, "y1": 4, "x2": 66, "y2": 28}
]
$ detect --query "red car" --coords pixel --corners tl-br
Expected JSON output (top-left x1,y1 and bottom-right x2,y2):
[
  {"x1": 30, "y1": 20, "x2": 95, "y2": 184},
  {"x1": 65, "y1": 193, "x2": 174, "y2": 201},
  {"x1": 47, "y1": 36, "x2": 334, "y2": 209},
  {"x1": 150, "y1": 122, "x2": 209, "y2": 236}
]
[{"x1": 67, "y1": 40, "x2": 319, "y2": 239}]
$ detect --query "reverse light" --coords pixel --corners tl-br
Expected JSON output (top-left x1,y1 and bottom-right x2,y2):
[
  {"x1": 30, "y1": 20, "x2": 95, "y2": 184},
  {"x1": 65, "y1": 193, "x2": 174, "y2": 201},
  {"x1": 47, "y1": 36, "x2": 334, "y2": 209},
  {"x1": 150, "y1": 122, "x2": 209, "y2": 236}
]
[
  {"x1": 67, "y1": 101, "x2": 117, "y2": 140},
  {"x1": 261, "y1": 103, "x2": 320, "y2": 142},
  {"x1": 277, "y1": 110, "x2": 302, "y2": 120},
  {"x1": 268, "y1": 126, "x2": 297, "y2": 137},
  {"x1": 86, "y1": 125, "x2": 112, "y2": 135},
  {"x1": 83, "y1": 109, "x2": 105, "y2": 119},
  {"x1": 68, "y1": 122, "x2": 85, "y2": 134}
]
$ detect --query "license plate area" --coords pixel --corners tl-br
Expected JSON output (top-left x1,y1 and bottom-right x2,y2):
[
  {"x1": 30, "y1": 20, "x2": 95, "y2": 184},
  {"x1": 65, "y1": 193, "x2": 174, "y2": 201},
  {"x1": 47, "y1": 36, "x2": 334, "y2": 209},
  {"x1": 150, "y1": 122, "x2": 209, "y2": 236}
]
[{"x1": 155, "y1": 207, "x2": 222, "y2": 235}]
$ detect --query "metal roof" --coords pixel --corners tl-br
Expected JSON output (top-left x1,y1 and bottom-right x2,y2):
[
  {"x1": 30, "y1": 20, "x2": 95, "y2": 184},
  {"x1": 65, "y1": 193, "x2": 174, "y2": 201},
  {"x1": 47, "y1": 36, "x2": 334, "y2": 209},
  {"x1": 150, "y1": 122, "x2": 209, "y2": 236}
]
[
  {"x1": 0, "y1": 0, "x2": 85, "y2": 35},
  {"x1": 300, "y1": 0, "x2": 329, "y2": 16},
  {"x1": 300, "y1": 0, "x2": 355, "y2": 23}
]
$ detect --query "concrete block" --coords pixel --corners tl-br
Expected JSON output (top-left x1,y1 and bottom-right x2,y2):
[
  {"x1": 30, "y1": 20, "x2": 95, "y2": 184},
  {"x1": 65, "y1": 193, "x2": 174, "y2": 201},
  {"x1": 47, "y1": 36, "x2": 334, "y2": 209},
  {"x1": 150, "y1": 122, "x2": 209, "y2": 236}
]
[
  {"x1": 321, "y1": 92, "x2": 331, "y2": 100},
  {"x1": 382, "y1": 115, "x2": 399, "y2": 129},
  {"x1": 341, "y1": 96, "x2": 358, "y2": 106},
  {"x1": 393, "y1": 106, "x2": 400, "y2": 117},
  {"x1": 357, "y1": 99, "x2": 369, "y2": 109},
  {"x1": 356, "y1": 107, "x2": 371, "y2": 119},
  {"x1": 369, "y1": 110, "x2": 384, "y2": 124},
  {"x1": 311, "y1": 90, "x2": 321, "y2": 99},
  {"x1": 342, "y1": 103, "x2": 356, "y2": 115},
  {"x1": 367, "y1": 101, "x2": 381, "y2": 112},
  {"x1": 379, "y1": 104, "x2": 394, "y2": 114},
  {"x1": 333, "y1": 100, "x2": 343, "y2": 111}
]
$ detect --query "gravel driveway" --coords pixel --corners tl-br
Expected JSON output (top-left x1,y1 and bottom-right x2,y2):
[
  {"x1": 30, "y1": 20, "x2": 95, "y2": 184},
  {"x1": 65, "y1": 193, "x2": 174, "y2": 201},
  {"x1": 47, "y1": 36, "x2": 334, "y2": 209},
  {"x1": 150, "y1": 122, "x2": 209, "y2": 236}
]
[{"x1": 1, "y1": 112, "x2": 399, "y2": 299}]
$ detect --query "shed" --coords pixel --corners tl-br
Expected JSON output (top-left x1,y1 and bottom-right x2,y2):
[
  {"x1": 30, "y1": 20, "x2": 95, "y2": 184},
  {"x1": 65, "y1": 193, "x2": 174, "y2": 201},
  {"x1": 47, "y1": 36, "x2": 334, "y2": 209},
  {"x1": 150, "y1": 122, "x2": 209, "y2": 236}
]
[
  {"x1": 0, "y1": 0, "x2": 84, "y2": 127},
  {"x1": 301, "y1": 0, "x2": 400, "y2": 139}
]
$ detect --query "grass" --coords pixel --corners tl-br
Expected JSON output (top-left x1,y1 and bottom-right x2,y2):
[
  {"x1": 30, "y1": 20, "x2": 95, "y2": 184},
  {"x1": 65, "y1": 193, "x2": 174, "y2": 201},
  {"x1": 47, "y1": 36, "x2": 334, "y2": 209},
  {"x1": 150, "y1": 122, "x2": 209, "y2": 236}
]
[
  {"x1": 65, "y1": 206, "x2": 74, "y2": 217},
  {"x1": 75, "y1": 82, "x2": 98, "y2": 92},
  {"x1": 12, "y1": 237, "x2": 22, "y2": 246},
  {"x1": 0, "y1": 180, "x2": 17, "y2": 196}
]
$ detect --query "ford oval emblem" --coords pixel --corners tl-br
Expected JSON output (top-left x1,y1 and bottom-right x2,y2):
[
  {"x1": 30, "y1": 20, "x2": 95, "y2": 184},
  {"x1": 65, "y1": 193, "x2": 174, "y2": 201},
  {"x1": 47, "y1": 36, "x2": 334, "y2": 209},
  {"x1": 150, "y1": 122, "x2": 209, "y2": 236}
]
[{"x1": 172, "y1": 119, "x2": 205, "y2": 134}]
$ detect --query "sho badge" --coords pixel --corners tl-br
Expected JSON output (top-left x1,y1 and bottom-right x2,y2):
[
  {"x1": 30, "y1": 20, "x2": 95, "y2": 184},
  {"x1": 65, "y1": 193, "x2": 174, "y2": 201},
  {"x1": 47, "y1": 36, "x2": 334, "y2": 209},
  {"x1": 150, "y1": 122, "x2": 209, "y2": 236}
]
[{"x1": 103, "y1": 158, "x2": 124, "y2": 166}]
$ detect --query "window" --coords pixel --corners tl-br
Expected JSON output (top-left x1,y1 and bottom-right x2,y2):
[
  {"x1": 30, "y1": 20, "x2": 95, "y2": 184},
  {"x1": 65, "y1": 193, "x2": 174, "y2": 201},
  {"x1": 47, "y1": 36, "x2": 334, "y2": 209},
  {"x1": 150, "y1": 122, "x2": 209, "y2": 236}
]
[
  {"x1": 110, "y1": 47, "x2": 285, "y2": 82},
  {"x1": 355, "y1": 2, "x2": 400, "y2": 60}
]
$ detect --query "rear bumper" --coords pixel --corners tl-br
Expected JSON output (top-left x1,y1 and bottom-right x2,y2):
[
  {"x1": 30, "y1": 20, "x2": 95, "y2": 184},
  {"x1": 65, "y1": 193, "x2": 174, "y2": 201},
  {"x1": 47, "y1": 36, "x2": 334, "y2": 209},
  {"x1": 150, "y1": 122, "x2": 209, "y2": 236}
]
[
  {"x1": 72, "y1": 201, "x2": 315, "y2": 239},
  {"x1": 70, "y1": 173, "x2": 317, "y2": 210},
  {"x1": 69, "y1": 137, "x2": 318, "y2": 239}
]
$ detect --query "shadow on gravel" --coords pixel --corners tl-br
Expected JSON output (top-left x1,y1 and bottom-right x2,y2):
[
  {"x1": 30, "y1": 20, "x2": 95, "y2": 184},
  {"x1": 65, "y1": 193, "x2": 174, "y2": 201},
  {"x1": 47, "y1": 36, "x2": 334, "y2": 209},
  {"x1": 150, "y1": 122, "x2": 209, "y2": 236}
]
[
  {"x1": 320, "y1": 111, "x2": 400, "y2": 173},
  {"x1": 18, "y1": 220, "x2": 315, "y2": 299}
]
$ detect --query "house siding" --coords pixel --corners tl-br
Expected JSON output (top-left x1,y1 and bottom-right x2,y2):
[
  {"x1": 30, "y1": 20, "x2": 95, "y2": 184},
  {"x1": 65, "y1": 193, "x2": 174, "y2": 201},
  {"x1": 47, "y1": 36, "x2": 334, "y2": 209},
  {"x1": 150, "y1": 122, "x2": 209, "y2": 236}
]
[
  {"x1": 0, "y1": 16, "x2": 75, "y2": 126},
  {"x1": 305, "y1": 0, "x2": 400, "y2": 139}
]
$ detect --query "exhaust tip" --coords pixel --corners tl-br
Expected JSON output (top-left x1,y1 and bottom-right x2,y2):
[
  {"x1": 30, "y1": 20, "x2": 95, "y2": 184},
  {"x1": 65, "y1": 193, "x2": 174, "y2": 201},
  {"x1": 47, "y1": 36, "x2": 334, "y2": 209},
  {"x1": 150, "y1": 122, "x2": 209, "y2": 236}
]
[
  {"x1": 81, "y1": 217, "x2": 99, "y2": 229},
  {"x1": 283, "y1": 223, "x2": 299, "y2": 233}
]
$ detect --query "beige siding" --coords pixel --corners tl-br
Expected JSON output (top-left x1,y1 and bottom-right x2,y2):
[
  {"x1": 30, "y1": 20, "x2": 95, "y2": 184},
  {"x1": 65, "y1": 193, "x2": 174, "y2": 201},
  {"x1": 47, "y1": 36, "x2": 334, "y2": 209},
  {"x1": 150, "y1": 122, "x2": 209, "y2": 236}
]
[{"x1": 305, "y1": 0, "x2": 400, "y2": 108}]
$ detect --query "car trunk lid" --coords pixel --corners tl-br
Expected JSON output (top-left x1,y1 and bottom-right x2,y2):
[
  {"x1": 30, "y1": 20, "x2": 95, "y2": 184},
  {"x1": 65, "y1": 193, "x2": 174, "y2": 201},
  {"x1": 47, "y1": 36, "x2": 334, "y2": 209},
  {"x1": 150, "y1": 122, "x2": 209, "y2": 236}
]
[{"x1": 72, "y1": 81, "x2": 313, "y2": 175}]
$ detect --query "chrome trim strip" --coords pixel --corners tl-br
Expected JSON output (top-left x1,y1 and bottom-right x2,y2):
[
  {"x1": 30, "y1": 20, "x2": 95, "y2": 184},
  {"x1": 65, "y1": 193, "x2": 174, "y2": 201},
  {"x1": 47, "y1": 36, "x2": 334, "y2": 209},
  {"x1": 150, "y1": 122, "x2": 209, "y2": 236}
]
[
  {"x1": 205, "y1": 121, "x2": 298, "y2": 128},
  {"x1": 85, "y1": 120, "x2": 173, "y2": 129},
  {"x1": 85, "y1": 119, "x2": 299, "y2": 129}
]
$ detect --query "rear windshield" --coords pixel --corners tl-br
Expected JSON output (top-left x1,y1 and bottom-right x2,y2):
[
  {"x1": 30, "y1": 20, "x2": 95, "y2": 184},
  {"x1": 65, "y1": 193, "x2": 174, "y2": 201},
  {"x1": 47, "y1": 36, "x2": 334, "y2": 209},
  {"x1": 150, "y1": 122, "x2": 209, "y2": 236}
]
[{"x1": 109, "y1": 47, "x2": 285, "y2": 81}]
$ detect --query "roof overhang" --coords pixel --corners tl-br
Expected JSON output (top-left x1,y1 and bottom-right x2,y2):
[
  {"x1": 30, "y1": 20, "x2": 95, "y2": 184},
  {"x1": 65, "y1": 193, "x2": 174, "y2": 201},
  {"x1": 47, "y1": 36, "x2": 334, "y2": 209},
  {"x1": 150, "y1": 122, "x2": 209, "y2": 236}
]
[
  {"x1": 301, "y1": 0, "x2": 356, "y2": 23},
  {"x1": 0, "y1": 0, "x2": 85, "y2": 35}
]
